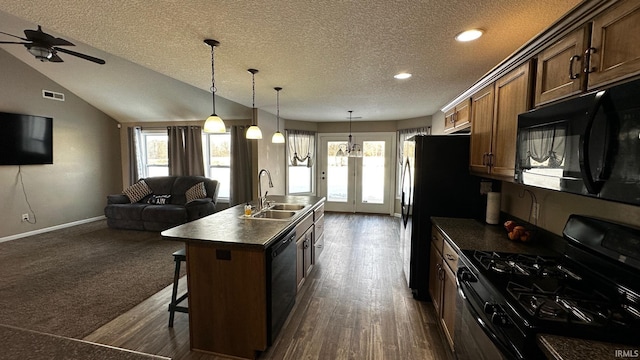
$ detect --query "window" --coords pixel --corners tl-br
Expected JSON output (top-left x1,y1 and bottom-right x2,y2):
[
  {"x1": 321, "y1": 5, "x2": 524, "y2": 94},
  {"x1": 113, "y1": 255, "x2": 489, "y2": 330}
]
[
  {"x1": 137, "y1": 128, "x2": 231, "y2": 200},
  {"x1": 141, "y1": 130, "x2": 169, "y2": 177},
  {"x1": 203, "y1": 132, "x2": 231, "y2": 199},
  {"x1": 287, "y1": 130, "x2": 316, "y2": 195}
]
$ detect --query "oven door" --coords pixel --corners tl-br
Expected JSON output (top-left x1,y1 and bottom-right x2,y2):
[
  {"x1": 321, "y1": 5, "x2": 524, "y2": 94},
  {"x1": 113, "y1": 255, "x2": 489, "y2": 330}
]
[{"x1": 455, "y1": 267, "x2": 525, "y2": 360}]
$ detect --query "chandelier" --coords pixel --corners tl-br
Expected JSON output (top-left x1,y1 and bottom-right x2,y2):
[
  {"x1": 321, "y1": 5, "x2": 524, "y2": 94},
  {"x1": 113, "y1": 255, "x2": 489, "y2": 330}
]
[{"x1": 336, "y1": 110, "x2": 362, "y2": 157}]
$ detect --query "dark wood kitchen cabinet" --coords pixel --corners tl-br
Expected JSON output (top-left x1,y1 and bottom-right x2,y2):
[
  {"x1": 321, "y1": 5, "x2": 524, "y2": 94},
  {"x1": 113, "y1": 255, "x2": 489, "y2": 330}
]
[
  {"x1": 534, "y1": 26, "x2": 589, "y2": 107},
  {"x1": 587, "y1": 0, "x2": 640, "y2": 88},
  {"x1": 429, "y1": 226, "x2": 458, "y2": 351},
  {"x1": 469, "y1": 61, "x2": 531, "y2": 179},
  {"x1": 296, "y1": 212, "x2": 314, "y2": 290}
]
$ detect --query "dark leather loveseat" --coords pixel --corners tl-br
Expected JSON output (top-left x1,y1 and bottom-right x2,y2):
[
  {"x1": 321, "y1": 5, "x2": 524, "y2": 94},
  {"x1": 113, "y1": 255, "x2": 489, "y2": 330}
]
[{"x1": 104, "y1": 176, "x2": 220, "y2": 231}]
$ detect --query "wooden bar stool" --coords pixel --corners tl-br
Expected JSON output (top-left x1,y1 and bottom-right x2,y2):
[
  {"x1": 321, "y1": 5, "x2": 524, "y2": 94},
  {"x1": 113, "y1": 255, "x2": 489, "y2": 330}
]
[{"x1": 168, "y1": 248, "x2": 188, "y2": 327}]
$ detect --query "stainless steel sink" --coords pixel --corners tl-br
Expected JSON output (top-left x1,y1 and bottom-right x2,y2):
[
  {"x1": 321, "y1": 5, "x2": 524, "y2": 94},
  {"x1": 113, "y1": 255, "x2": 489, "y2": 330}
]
[
  {"x1": 252, "y1": 210, "x2": 296, "y2": 220},
  {"x1": 270, "y1": 203, "x2": 306, "y2": 211}
]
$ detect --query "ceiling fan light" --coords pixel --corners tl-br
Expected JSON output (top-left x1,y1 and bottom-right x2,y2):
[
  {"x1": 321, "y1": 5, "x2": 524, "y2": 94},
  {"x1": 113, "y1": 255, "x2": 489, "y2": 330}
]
[
  {"x1": 204, "y1": 114, "x2": 226, "y2": 133},
  {"x1": 272, "y1": 131, "x2": 285, "y2": 143},
  {"x1": 246, "y1": 125, "x2": 263, "y2": 139},
  {"x1": 28, "y1": 46, "x2": 52, "y2": 61},
  {"x1": 455, "y1": 29, "x2": 484, "y2": 42}
]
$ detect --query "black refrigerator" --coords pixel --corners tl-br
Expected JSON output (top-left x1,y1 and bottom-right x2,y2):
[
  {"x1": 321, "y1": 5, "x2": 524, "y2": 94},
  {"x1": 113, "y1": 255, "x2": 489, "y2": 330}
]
[{"x1": 400, "y1": 134, "x2": 484, "y2": 300}]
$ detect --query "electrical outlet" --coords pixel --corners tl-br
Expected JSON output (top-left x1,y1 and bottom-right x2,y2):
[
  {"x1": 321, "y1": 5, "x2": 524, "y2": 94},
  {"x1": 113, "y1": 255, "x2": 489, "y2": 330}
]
[
  {"x1": 532, "y1": 203, "x2": 540, "y2": 221},
  {"x1": 21, "y1": 213, "x2": 29, "y2": 222}
]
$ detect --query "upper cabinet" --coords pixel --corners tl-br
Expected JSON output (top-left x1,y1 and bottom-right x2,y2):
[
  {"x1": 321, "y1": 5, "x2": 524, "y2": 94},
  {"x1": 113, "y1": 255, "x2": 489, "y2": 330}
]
[
  {"x1": 470, "y1": 62, "x2": 532, "y2": 178},
  {"x1": 587, "y1": 0, "x2": 640, "y2": 88},
  {"x1": 534, "y1": 0, "x2": 640, "y2": 106},
  {"x1": 444, "y1": 98, "x2": 471, "y2": 133},
  {"x1": 534, "y1": 27, "x2": 589, "y2": 107}
]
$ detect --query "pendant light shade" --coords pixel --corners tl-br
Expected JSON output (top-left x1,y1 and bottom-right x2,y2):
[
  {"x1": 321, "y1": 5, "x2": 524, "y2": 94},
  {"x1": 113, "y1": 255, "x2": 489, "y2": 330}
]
[
  {"x1": 203, "y1": 39, "x2": 226, "y2": 133},
  {"x1": 272, "y1": 87, "x2": 285, "y2": 143},
  {"x1": 246, "y1": 69, "x2": 262, "y2": 139}
]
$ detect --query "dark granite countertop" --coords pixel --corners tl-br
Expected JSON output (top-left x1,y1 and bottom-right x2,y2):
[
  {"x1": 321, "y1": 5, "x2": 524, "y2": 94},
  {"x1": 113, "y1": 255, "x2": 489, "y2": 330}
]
[
  {"x1": 431, "y1": 217, "x2": 563, "y2": 256},
  {"x1": 162, "y1": 195, "x2": 324, "y2": 248},
  {"x1": 538, "y1": 334, "x2": 638, "y2": 360}
]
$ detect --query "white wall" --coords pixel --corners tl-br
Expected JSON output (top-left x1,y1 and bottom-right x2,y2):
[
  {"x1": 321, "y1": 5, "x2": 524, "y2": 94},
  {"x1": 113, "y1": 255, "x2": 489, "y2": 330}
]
[{"x1": 0, "y1": 49, "x2": 122, "y2": 238}]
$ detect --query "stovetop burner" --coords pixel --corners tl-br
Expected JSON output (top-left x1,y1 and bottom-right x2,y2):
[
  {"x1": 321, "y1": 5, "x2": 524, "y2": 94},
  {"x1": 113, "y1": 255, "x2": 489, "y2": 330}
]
[{"x1": 472, "y1": 251, "x2": 582, "y2": 280}]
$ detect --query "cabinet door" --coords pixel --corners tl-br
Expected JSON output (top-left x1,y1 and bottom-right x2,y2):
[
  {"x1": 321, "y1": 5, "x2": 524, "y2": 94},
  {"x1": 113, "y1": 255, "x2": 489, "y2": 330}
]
[
  {"x1": 428, "y1": 242, "x2": 442, "y2": 314},
  {"x1": 296, "y1": 238, "x2": 304, "y2": 290},
  {"x1": 492, "y1": 62, "x2": 532, "y2": 178},
  {"x1": 441, "y1": 262, "x2": 457, "y2": 351},
  {"x1": 469, "y1": 83, "x2": 495, "y2": 174},
  {"x1": 444, "y1": 108, "x2": 456, "y2": 132},
  {"x1": 535, "y1": 26, "x2": 588, "y2": 106},
  {"x1": 454, "y1": 98, "x2": 471, "y2": 129},
  {"x1": 588, "y1": 0, "x2": 640, "y2": 88},
  {"x1": 303, "y1": 229, "x2": 313, "y2": 277}
]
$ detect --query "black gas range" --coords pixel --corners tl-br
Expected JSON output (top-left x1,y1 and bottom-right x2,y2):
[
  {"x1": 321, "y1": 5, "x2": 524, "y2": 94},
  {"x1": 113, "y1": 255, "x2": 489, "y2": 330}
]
[{"x1": 455, "y1": 215, "x2": 640, "y2": 360}]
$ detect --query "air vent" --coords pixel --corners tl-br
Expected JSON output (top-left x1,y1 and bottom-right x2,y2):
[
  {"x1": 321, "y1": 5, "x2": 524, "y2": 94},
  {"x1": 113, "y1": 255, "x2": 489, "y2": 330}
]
[{"x1": 42, "y1": 90, "x2": 65, "y2": 101}]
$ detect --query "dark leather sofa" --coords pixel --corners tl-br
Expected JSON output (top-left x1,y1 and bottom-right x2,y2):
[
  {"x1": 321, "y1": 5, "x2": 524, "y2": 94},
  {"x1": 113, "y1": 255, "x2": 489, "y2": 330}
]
[{"x1": 104, "y1": 176, "x2": 220, "y2": 231}]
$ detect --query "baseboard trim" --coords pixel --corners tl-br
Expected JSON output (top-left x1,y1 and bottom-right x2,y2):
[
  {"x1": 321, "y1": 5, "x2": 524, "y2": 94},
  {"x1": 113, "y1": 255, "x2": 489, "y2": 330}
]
[{"x1": 0, "y1": 216, "x2": 106, "y2": 243}]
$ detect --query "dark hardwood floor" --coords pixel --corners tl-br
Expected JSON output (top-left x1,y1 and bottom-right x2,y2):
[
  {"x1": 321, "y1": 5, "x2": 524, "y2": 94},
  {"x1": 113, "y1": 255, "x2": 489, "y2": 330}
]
[{"x1": 84, "y1": 213, "x2": 452, "y2": 360}]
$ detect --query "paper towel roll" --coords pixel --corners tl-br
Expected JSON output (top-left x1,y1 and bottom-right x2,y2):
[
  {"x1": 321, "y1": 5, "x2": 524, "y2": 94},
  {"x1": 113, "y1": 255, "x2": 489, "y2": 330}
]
[{"x1": 486, "y1": 192, "x2": 501, "y2": 224}]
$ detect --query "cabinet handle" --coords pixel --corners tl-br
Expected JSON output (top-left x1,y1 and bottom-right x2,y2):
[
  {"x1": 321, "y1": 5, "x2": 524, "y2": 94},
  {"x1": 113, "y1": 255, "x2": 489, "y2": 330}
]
[
  {"x1": 583, "y1": 47, "x2": 596, "y2": 74},
  {"x1": 482, "y1": 153, "x2": 488, "y2": 166},
  {"x1": 569, "y1": 55, "x2": 581, "y2": 79},
  {"x1": 445, "y1": 253, "x2": 456, "y2": 261}
]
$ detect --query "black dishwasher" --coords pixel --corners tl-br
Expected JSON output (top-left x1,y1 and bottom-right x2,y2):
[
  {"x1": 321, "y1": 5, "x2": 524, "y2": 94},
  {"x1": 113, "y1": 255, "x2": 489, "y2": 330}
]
[{"x1": 266, "y1": 228, "x2": 296, "y2": 345}]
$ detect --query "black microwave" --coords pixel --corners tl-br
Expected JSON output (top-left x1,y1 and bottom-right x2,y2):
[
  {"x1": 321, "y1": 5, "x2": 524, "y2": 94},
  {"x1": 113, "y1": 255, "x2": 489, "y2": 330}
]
[{"x1": 515, "y1": 79, "x2": 640, "y2": 206}]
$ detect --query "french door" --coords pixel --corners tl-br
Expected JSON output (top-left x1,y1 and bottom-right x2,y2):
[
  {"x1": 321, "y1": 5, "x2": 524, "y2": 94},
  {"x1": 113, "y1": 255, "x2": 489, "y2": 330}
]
[{"x1": 318, "y1": 133, "x2": 395, "y2": 214}]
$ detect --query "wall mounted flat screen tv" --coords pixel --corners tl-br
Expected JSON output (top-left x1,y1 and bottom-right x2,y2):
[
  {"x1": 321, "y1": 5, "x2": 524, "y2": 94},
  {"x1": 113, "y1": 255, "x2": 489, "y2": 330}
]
[{"x1": 0, "y1": 112, "x2": 53, "y2": 165}]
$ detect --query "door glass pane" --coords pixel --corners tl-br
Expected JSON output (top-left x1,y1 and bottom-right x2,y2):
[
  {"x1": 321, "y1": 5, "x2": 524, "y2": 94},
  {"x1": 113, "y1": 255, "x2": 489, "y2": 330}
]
[
  {"x1": 361, "y1": 141, "x2": 385, "y2": 204},
  {"x1": 327, "y1": 141, "x2": 348, "y2": 202}
]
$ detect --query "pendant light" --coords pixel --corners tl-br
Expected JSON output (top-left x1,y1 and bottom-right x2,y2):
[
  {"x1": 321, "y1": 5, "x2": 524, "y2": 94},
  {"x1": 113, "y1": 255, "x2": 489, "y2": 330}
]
[
  {"x1": 347, "y1": 111, "x2": 362, "y2": 157},
  {"x1": 245, "y1": 68, "x2": 262, "y2": 139},
  {"x1": 203, "y1": 39, "x2": 226, "y2": 133},
  {"x1": 271, "y1": 87, "x2": 285, "y2": 143}
]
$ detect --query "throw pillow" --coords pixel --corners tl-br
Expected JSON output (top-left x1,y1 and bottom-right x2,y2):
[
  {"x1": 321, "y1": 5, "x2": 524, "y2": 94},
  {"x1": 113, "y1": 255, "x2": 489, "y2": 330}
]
[
  {"x1": 185, "y1": 182, "x2": 207, "y2": 203},
  {"x1": 123, "y1": 180, "x2": 152, "y2": 203},
  {"x1": 147, "y1": 194, "x2": 171, "y2": 205}
]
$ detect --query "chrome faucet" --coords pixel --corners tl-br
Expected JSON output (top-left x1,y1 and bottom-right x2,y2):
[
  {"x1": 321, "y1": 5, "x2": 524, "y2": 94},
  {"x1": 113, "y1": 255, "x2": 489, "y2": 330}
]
[{"x1": 257, "y1": 168, "x2": 273, "y2": 211}]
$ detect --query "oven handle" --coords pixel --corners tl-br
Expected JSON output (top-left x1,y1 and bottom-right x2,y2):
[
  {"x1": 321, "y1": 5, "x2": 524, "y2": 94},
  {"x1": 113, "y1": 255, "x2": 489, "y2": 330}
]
[{"x1": 457, "y1": 271, "x2": 525, "y2": 360}]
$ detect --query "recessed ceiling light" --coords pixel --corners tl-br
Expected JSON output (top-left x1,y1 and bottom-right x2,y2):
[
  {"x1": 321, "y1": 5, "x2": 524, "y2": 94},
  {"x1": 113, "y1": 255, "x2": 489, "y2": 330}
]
[
  {"x1": 394, "y1": 73, "x2": 412, "y2": 79},
  {"x1": 455, "y1": 29, "x2": 484, "y2": 42}
]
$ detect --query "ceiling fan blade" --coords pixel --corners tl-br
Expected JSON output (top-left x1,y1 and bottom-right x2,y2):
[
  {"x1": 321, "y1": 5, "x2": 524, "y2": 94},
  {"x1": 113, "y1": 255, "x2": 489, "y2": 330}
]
[
  {"x1": 0, "y1": 41, "x2": 30, "y2": 44},
  {"x1": 0, "y1": 30, "x2": 28, "y2": 41},
  {"x1": 54, "y1": 46, "x2": 105, "y2": 65},
  {"x1": 49, "y1": 53, "x2": 64, "y2": 62},
  {"x1": 24, "y1": 26, "x2": 74, "y2": 46}
]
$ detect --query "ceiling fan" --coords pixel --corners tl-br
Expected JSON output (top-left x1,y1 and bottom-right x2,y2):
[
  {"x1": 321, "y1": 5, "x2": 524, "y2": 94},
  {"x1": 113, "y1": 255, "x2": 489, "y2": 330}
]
[{"x1": 0, "y1": 25, "x2": 105, "y2": 65}]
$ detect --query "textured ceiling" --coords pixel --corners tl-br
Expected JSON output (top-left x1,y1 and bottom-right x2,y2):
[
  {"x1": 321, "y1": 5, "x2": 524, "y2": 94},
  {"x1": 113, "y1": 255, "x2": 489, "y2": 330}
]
[{"x1": 0, "y1": 0, "x2": 582, "y2": 123}]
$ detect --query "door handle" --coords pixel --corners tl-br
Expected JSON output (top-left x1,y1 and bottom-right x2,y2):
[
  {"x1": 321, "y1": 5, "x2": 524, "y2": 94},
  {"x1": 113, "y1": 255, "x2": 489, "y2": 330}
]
[
  {"x1": 569, "y1": 55, "x2": 581, "y2": 79},
  {"x1": 583, "y1": 47, "x2": 596, "y2": 74}
]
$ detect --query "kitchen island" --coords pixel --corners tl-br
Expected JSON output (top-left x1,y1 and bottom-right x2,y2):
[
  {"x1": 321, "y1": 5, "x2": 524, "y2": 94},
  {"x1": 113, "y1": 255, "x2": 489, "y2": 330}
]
[{"x1": 161, "y1": 195, "x2": 325, "y2": 359}]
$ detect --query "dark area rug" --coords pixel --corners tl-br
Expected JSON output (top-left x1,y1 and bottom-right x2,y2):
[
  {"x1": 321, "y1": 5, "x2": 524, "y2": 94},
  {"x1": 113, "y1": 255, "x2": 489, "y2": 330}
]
[{"x1": 0, "y1": 220, "x2": 184, "y2": 339}]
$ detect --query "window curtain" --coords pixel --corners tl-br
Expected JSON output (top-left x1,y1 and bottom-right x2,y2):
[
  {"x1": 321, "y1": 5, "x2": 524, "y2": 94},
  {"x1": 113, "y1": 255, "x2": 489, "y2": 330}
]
[
  {"x1": 230, "y1": 125, "x2": 253, "y2": 206},
  {"x1": 287, "y1": 130, "x2": 315, "y2": 167},
  {"x1": 519, "y1": 124, "x2": 566, "y2": 168},
  {"x1": 397, "y1": 126, "x2": 430, "y2": 167},
  {"x1": 127, "y1": 126, "x2": 143, "y2": 185},
  {"x1": 167, "y1": 126, "x2": 205, "y2": 176}
]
